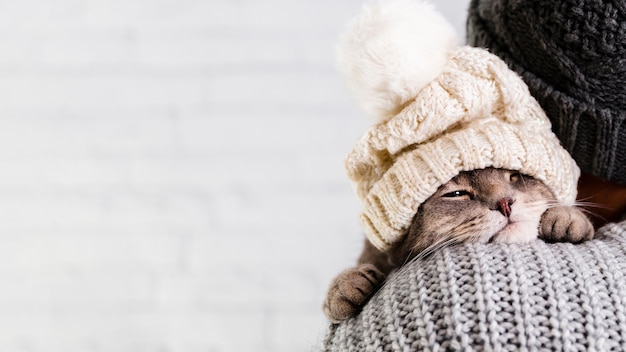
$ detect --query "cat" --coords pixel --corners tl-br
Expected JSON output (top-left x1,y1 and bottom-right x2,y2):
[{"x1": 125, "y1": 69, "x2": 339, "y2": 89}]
[{"x1": 323, "y1": 168, "x2": 594, "y2": 323}]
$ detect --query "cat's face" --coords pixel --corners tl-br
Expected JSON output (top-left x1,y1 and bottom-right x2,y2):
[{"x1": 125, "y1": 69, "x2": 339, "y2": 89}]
[{"x1": 393, "y1": 168, "x2": 556, "y2": 262}]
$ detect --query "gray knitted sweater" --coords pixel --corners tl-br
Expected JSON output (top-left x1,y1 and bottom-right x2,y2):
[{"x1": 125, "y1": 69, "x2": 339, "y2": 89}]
[{"x1": 321, "y1": 220, "x2": 626, "y2": 351}]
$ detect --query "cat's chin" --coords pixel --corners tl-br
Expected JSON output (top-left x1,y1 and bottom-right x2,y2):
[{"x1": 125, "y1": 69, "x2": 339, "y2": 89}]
[{"x1": 490, "y1": 221, "x2": 538, "y2": 244}]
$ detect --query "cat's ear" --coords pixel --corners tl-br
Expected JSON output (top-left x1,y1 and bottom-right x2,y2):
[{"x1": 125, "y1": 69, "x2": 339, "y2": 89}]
[{"x1": 336, "y1": 0, "x2": 458, "y2": 123}]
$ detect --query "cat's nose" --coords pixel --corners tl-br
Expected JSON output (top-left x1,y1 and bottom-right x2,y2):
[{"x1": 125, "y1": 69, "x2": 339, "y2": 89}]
[{"x1": 497, "y1": 197, "x2": 515, "y2": 217}]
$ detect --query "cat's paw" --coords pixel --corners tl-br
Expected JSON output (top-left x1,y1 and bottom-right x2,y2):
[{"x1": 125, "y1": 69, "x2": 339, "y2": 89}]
[
  {"x1": 539, "y1": 206, "x2": 594, "y2": 243},
  {"x1": 323, "y1": 264, "x2": 385, "y2": 323}
]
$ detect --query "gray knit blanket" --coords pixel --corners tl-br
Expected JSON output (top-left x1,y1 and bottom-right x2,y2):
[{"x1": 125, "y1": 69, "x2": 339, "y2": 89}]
[{"x1": 321, "y1": 220, "x2": 626, "y2": 351}]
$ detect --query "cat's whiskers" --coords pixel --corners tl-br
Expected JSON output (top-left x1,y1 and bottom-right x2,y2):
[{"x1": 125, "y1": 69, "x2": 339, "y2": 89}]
[
  {"x1": 450, "y1": 218, "x2": 484, "y2": 237},
  {"x1": 400, "y1": 248, "x2": 416, "y2": 268},
  {"x1": 542, "y1": 200, "x2": 566, "y2": 209},
  {"x1": 414, "y1": 236, "x2": 458, "y2": 261},
  {"x1": 413, "y1": 242, "x2": 449, "y2": 262},
  {"x1": 414, "y1": 228, "x2": 481, "y2": 262},
  {"x1": 565, "y1": 201, "x2": 609, "y2": 223},
  {"x1": 542, "y1": 199, "x2": 607, "y2": 220},
  {"x1": 519, "y1": 174, "x2": 528, "y2": 188},
  {"x1": 571, "y1": 200, "x2": 609, "y2": 210},
  {"x1": 521, "y1": 200, "x2": 552, "y2": 214}
]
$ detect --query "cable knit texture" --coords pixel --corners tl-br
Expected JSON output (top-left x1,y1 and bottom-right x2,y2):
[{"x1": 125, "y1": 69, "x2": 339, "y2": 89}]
[
  {"x1": 467, "y1": 0, "x2": 626, "y2": 185},
  {"x1": 321, "y1": 220, "x2": 626, "y2": 351}
]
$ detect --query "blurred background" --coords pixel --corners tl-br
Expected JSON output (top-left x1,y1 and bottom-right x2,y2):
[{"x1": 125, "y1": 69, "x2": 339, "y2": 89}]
[{"x1": 0, "y1": 0, "x2": 468, "y2": 351}]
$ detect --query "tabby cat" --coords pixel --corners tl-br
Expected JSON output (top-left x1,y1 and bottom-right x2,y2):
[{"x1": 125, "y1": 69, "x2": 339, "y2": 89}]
[{"x1": 324, "y1": 168, "x2": 594, "y2": 322}]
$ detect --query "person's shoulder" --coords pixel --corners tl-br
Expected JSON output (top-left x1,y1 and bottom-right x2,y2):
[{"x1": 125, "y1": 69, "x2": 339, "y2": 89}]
[{"x1": 596, "y1": 218, "x2": 626, "y2": 239}]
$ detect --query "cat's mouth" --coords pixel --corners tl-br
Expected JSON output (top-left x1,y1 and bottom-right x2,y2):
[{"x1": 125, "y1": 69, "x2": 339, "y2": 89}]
[
  {"x1": 488, "y1": 218, "x2": 538, "y2": 244},
  {"x1": 490, "y1": 217, "x2": 522, "y2": 241}
]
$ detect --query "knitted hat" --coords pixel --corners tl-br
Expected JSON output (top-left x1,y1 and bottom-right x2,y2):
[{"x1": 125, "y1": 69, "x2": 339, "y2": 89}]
[
  {"x1": 339, "y1": 0, "x2": 580, "y2": 251},
  {"x1": 467, "y1": 0, "x2": 626, "y2": 185}
]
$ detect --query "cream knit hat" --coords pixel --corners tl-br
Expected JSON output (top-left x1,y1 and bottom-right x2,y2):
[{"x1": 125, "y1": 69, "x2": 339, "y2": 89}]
[{"x1": 339, "y1": 0, "x2": 580, "y2": 251}]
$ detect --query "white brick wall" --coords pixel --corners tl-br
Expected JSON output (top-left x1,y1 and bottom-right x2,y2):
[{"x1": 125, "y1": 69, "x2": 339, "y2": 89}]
[{"x1": 0, "y1": 0, "x2": 468, "y2": 351}]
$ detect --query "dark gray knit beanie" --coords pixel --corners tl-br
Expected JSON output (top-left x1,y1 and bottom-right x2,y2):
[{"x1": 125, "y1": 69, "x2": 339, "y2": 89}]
[{"x1": 467, "y1": 0, "x2": 626, "y2": 185}]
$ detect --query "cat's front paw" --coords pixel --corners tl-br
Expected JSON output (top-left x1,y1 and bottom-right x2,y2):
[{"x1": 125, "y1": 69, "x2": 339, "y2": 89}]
[
  {"x1": 539, "y1": 206, "x2": 594, "y2": 243},
  {"x1": 323, "y1": 264, "x2": 385, "y2": 323}
]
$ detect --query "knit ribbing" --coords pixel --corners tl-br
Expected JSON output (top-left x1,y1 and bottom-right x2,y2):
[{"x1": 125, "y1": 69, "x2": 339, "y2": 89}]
[
  {"x1": 321, "y1": 221, "x2": 626, "y2": 351},
  {"x1": 466, "y1": 0, "x2": 626, "y2": 185}
]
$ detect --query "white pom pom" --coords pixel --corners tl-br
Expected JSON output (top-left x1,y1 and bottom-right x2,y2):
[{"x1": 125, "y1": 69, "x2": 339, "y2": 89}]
[{"x1": 338, "y1": 0, "x2": 458, "y2": 123}]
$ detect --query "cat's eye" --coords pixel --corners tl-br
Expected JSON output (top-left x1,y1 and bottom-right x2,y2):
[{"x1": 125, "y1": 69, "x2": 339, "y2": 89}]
[
  {"x1": 510, "y1": 172, "x2": 522, "y2": 182},
  {"x1": 442, "y1": 190, "x2": 474, "y2": 199}
]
